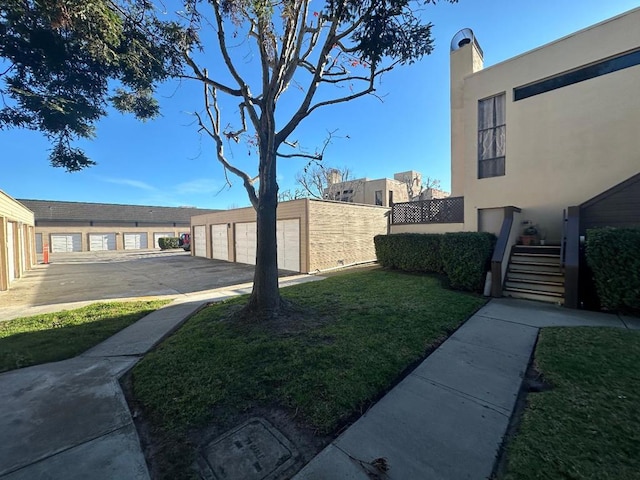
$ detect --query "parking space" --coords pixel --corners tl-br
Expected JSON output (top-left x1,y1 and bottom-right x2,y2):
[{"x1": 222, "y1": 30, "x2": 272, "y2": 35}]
[{"x1": 0, "y1": 250, "x2": 293, "y2": 320}]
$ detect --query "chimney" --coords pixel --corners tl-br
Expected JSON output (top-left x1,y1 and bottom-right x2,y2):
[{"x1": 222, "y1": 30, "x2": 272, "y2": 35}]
[{"x1": 450, "y1": 29, "x2": 483, "y2": 197}]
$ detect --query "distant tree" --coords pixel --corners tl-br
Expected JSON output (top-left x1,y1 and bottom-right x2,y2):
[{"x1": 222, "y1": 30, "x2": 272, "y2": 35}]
[
  {"x1": 0, "y1": 0, "x2": 180, "y2": 170},
  {"x1": 277, "y1": 188, "x2": 306, "y2": 202},
  {"x1": 394, "y1": 171, "x2": 444, "y2": 201},
  {"x1": 294, "y1": 163, "x2": 362, "y2": 201}
]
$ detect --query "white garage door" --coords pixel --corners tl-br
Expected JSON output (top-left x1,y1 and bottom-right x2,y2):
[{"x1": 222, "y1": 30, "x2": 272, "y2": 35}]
[
  {"x1": 35, "y1": 233, "x2": 43, "y2": 254},
  {"x1": 124, "y1": 233, "x2": 148, "y2": 250},
  {"x1": 277, "y1": 219, "x2": 300, "y2": 272},
  {"x1": 7, "y1": 222, "x2": 15, "y2": 282},
  {"x1": 235, "y1": 222, "x2": 257, "y2": 265},
  {"x1": 89, "y1": 233, "x2": 116, "y2": 251},
  {"x1": 154, "y1": 232, "x2": 173, "y2": 249},
  {"x1": 193, "y1": 226, "x2": 207, "y2": 257},
  {"x1": 51, "y1": 234, "x2": 82, "y2": 252},
  {"x1": 19, "y1": 225, "x2": 26, "y2": 272},
  {"x1": 234, "y1": 220, "x2": 300, "y2": 271},
  {"x1": 211, "y1": 224, "x2": 229, "y2": 261}
]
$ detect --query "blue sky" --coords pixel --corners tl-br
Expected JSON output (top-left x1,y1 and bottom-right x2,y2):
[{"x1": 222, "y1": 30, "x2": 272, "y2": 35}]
[{"x1": 2, "y1": 0, "x2": 638, "y2": 209}]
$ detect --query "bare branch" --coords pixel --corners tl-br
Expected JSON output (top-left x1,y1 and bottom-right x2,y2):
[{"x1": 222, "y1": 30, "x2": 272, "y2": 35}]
[
  {"x1": 180, "y1": 53, "x2": 243, "y2": 97},
  {"x1": 276, "y1": 5, "x2": 347, "y2": 146},
  {"x1": 195, "y1": 75, "x2": 259, "y2": 209},
  {"x1": 210, "y1": 1, "x2": 261, "y2": 130},
  {"x1": 277, "y1": 151, "x2": 321, "y2": 160}
]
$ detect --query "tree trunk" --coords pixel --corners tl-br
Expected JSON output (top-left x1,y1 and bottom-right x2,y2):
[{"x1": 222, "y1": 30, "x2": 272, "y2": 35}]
[{"x1": 246, "y1": 113, "x2": 281, "y2": 317}]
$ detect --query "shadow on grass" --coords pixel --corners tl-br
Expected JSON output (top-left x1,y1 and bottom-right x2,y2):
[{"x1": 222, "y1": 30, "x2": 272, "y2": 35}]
[{"x1": 0, "y1": 305, "x2": 165, "y2": 373}]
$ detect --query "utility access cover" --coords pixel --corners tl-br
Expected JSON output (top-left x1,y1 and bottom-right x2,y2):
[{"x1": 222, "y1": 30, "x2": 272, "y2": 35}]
[{"x1": 199, "y1": 417, "x2": 298, "y2": 480}]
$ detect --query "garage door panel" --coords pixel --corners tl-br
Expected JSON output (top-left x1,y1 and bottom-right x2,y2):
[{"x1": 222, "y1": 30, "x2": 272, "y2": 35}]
[
  {"x1": 7, "y1": 222, "x2": 15, "y2": 282},
  {"x1": 154, "y1": 232, "x2": 173, "y2": 249},
  {"x1": 51, "y1": 234, "x2": 81, "y2": 252},
  {"x1": 124, "y1": 233, "x2": 148, "y2": 250},
  {"x1": 235, "y1": 222, "x2": 256, "y2": 265},
  {"x1": 211, "y1": 224, "x2": 228, "y2": 261},
  {"x1": 193, "y1": 226, "x2": 207, "y2": 257},
  {"x1": 234, "y1": 220, "x2": 299, "y2": 271},
  {"x1": 277, "y1": 219, "x2": 300, "y2": 272},
  {"x1": 89, "y1": 233, "x2": 116, "y2": 251},
  {"x1": 35, "y1": 233, "x2": 43, "y2": 254}
]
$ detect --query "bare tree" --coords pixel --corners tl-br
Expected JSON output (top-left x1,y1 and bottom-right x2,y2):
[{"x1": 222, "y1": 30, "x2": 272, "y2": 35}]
[
  {"x1": 294, "y1": 163, "x2": 361, "y2": 201},
  {"x1": 394, "y1": 172, "x2": 444, "y2": 201},
  {"x1": 148, "y1": 0, "x2": 455, "y2": 317}
]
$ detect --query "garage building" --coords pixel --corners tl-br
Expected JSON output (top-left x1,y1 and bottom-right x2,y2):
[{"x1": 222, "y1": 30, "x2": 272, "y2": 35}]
[
  {"x1": 18, "y1": 199, "x2": 218, "y2": 253},
  {"x1": 191, "y1": 199, "x2": 389, "y2": 273},
  {"x1": 1, "y1": 191, "x2": 36, "y2": 291}
]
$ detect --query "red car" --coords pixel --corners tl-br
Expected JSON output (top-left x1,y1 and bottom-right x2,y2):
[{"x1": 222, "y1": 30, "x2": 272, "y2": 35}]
[{"x1": 179, "y1": 233, "x2": 191, "y2": 251}]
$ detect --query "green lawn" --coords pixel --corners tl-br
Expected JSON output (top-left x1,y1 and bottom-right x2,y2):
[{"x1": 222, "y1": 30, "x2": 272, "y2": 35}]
[
  {"x1": 0, "y1": 300, "x2": 170, "y2": 372},
  {"x1": 503, "y1": 327, "x2": 640, "y2": 480},
  {"x1": 132, "y1": 268, "x2": 486, "y2": 478}
]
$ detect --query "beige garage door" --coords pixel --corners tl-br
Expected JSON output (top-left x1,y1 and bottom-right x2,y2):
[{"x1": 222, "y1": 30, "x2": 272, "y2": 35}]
[
  {"x1": 211, "y1": 224, "x2": 229, "y2": 261},
  {"x1": 193, "y1": 226, "x2": 207, "y2": 257},
  {"x1": 35, "y1": 233, "x2": 43, "y2": 254},
  {"x1": 235, "y1": 222, "x2": 256, "y2": 265},
  {"x1": 277, "y1": 219, "x2": 300, "y2": 272},
  {"x1": 7, "y1": 222, "x2": 15, "y2": 282},
  {"x1": 154, "y1": 232, "x2": 173, "y2": 249},
  {"x1": 234, "y1": 220, "x2": 300, "y2": 271},
  {"x1": 124, "y1": 233, "x2": 148, "y2": 250},
  {"x1": 89, "y1": 233, "x2": 116, "y2": 251},
  {"x1": 51, "y1": 233, "x2": 82, "y2": 252}
]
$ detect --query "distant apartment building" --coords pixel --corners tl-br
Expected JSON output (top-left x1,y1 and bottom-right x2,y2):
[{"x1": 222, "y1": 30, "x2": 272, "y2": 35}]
[{"x1": 324, "y1": 170, "x2": 449, "y2": 207}]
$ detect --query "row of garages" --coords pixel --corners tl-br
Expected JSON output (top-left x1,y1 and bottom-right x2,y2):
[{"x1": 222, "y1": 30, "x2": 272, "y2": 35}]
[
  {"x1": 191, "y1": 199, "x2": 389, "y2": 273},
  {"x1": 0, "y1": 192, "x2": 36, "y2": 291},
  {"x1": 36, "y1": 230, "x2": 188, "y2": 253}
]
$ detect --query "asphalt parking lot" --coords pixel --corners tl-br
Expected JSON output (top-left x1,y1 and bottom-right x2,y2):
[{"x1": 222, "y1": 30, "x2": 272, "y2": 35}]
[{"x1": 0, "y1": 250, "x2": 287, "y2": 320}]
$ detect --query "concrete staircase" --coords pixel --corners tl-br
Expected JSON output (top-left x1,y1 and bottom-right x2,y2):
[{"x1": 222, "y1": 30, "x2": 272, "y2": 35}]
[{"x1": 503, "y1": 245, "x2": 564, "y2": 304}]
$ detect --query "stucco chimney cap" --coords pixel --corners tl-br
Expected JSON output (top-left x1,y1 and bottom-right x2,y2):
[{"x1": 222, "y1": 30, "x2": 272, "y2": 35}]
[{"x1": 451, "y1": 28, "x2": 483, "y2": 58}]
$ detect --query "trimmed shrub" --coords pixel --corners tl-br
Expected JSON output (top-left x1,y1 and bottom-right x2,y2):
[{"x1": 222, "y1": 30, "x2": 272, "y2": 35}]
[
  {"x1": 440, "y1": 232, "x2": 496, "y2": 292},
  {"x1": 374, "y1": 234, "x2": 442, "y2": 272},
  {"x1": 374, "y1": 232, "x2": 496, "y2": 293},
  {"x1": 585, "y1": 227, "x2": 640, "y2": 312},
  {"x1": 158, "y1": 237, "x2": 180, "y2": 250}
]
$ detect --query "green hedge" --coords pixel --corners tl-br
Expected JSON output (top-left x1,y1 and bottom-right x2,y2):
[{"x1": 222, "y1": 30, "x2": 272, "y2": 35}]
[
  {"x1": 374, "y1": 232, "x2": 495, "y2": 292},
  {"x1": 440, "y1": 232, "x2": 496, "y2": 292},
  {"x1": 585, "y1": 228, "x2": 640, "y2": 312},
  {"x1": 374, "y1": 234, "x2": 442, "y2": 272},
  {"x1": 158, "y1": 237, "x2": 180, "y2": 249}
]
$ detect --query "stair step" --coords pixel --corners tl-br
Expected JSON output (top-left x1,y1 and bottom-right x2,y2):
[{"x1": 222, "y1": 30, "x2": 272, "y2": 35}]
[
  {"x1": 509, "y1": 260, "x2": 562, "y2": 273},
  {"x1": 503, "y1": 287, "x2": 564, "y2": 305},
  {"x1": 512, "y1": 252, "x2": 561, "y2": 260},
  {"x1": 511, "y1": 255, "x2": 561, "y2": 266},
  {"x1": 505, "y1": 279, "x2": 565, "y2": 294},
  {"x1": 507, "y1": 270, "x2": 564, "y2": 282},
  {"x1": 511, "y1": 259, "x2": 560, "y2": 266},
  {"x1": 513, "y1": 245, "x2": 561, "y2": 255}
]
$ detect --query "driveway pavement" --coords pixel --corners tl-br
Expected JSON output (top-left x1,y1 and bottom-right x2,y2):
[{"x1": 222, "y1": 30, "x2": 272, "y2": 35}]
[{"x1": 0, "y1": 250, "x2": 286, "y2": 321}]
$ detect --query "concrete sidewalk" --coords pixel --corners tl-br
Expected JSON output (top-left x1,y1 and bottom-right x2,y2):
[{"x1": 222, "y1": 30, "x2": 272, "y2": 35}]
[
  {"x1": 0, "y1": 274, "x2": 323, "y2": 480},
  {"x1": 294, "y1": 298, "x2": 639, "y2": 480}
]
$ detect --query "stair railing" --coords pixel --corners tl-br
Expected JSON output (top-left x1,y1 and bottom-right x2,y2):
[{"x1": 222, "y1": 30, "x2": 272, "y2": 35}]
[
  {"x1": 490, "y1": 206, "x2": 522, "y2": 297},
  {"x1": 564, "y1": 206, "x2": 581, "y2": 308}
]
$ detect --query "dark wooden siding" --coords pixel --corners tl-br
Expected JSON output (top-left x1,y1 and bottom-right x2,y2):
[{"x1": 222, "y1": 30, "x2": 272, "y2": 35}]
[{"x1": 580, "y1": 173, "x2": 640, "y2": 234}]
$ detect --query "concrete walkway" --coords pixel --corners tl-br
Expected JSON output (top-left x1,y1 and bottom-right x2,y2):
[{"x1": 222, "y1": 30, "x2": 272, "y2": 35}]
[
  {"x1": 294, "y1": 298, "x2": 640, "y2": 480},
  {"x1": 0, "y1": 274, "x2": 323, "y2": 480},
  {"x1": 1, "y1": 291, "x2": 638, "y2": 480}
]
